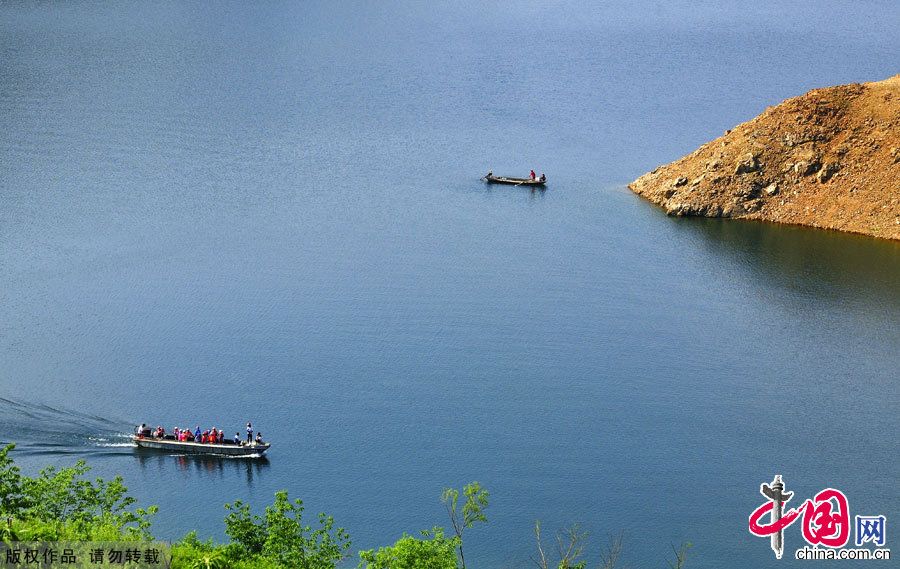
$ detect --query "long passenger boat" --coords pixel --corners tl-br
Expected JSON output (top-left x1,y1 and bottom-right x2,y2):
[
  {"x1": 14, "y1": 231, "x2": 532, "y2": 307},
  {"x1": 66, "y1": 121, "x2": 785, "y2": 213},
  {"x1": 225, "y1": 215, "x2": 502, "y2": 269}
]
[
  {"x1": 484, "y1": 173, "x2": 547, "y2": 186},
  {"x1": 133, "y1": 435, "x2": 270, "y2": 457}
]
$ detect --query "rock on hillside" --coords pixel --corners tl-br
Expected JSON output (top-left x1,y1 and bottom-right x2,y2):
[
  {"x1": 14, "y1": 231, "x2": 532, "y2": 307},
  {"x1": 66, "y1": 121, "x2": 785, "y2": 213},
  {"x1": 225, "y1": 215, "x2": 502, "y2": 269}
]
[{"x1": 629, "y1": 75, "x2": 900, "y2": 240}]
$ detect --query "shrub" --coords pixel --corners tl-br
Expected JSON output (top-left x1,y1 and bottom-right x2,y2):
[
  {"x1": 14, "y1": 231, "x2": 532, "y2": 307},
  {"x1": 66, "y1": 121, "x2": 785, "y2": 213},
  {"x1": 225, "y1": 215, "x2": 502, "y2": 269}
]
[
  {"x1": 358, "y1": 528, "x2": 459, "y2": 569},
  {"x1": 224, "y1": 490, "x2": 351, "y2": 568}
]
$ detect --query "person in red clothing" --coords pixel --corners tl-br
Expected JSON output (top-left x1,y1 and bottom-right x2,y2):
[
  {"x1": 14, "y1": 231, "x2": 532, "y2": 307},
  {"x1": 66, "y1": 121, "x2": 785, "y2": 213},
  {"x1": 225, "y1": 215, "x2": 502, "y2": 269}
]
[{"x1": 530, "y1": 169, "x2": 536, "y2": 180}]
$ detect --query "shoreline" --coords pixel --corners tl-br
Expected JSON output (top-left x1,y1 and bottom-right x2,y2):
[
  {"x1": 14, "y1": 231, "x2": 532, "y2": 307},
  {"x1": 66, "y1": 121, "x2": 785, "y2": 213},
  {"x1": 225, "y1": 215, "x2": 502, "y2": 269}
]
[{"x1": 629, "y1": 75, "x2": 900, "y2": 241}]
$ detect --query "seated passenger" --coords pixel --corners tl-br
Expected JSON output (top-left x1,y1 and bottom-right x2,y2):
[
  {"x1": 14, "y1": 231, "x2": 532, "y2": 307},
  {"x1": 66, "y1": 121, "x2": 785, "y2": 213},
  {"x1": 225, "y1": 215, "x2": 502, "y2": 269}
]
[
  {"x1": 234, "y1": 432, "x2": 241, "y2": 445},
  {"x1": 255, "y1": 433, "x2": 263, "y2": 445},
  {"x1": 218, "y1": 431, "x2": 224, "y2": 443}
]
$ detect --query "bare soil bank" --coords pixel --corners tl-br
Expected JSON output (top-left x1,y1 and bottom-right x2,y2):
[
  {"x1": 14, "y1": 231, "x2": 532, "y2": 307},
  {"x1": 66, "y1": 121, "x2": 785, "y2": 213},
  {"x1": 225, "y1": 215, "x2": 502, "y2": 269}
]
[{"x1": 629, "y1": 75, "x2": 900, "y2": 240}]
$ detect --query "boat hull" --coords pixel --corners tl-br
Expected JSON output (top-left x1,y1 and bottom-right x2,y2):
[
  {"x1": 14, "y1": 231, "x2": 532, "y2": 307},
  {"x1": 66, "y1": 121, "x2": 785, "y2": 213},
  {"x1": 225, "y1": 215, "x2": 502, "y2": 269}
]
[
  {"x1": 133, "y1": 436, "x2": 269, "y2": 457},
  {"x1": 485, "y1": 175, "x2": 546, "y2": 186}
]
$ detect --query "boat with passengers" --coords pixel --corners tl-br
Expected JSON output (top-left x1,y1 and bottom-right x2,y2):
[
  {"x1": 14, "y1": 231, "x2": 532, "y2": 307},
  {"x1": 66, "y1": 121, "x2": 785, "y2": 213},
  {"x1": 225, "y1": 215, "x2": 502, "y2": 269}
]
[
  {"x1": 483, "y1": 171, "x2": 547, "y2": 186},
  {"x1": 132, "y1": 424, "x2": 270, "y2": 457}
]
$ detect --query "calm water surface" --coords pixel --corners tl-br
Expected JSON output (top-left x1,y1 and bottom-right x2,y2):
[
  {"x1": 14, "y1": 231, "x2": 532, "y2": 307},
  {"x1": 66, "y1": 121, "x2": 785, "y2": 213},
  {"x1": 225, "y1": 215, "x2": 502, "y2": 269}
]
[{"x1": 1, "y1": 2, "x2": 898, "y2": 567}]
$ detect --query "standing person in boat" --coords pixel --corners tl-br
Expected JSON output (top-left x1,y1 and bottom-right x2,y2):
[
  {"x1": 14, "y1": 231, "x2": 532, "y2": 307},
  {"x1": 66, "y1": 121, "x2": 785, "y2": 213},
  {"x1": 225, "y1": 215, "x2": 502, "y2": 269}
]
[
  {"x1": 194, "y1": 425, "x2": 201, "y2": 442},
  {"x1": 246, "y1": 422, "x2": 253, "y2": 444},
  {"x1": 530, "y1": 169, "x2": 536, "y2": 180}
]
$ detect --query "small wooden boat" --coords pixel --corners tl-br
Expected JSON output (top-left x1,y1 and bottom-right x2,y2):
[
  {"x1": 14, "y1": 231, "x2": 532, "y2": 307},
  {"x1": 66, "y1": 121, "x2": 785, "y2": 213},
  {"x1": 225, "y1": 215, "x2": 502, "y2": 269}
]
[
  {"x1": 133, "y1": 435, "x2": 270, "y2": 457},
  {"x1": 484, "y1": 173, "x2": 546, "y2": 186}
]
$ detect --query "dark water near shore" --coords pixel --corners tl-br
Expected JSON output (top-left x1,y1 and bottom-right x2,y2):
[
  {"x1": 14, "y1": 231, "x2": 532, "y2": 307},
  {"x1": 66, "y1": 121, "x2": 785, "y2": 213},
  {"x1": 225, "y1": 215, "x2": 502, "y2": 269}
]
[{"x1": 1, "y1": 1, "x2": 898, "y2": 567}]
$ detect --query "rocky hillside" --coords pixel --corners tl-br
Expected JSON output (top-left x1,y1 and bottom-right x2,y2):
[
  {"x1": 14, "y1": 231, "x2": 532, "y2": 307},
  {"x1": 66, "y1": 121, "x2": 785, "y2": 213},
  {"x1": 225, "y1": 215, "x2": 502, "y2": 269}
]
[{"x1": 629, "y1": 75, "x2": 900, "y2": 240}]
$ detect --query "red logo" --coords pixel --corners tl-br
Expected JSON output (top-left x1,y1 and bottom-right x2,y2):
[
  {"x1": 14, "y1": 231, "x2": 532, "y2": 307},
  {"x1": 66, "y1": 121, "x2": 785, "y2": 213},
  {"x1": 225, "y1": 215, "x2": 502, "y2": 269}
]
[
  {"x1": 748, "y1": 475, "x2": 851, "y2": 559},
  {"x1": 800, "y1": 489, "x2": 850, "y2": 547}
]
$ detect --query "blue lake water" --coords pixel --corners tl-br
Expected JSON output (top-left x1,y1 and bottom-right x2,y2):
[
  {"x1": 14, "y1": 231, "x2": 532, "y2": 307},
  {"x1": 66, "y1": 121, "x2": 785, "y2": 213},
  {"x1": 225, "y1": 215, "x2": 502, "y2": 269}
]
[{"x1": 1, "y1": 1, "x2": 898, "y2": 567}]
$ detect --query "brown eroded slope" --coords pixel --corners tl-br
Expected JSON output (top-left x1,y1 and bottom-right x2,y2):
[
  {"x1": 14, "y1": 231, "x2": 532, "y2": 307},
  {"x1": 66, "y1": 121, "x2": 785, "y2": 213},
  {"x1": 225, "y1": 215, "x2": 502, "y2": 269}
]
[{"x1": 629, "y1": 75, "x2": 900, "y2": 240}]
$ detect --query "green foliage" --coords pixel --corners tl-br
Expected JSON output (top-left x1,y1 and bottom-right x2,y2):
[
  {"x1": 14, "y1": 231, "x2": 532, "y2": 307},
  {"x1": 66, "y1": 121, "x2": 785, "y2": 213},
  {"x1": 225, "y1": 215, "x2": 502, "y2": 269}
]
[
  {"x1": 187, "y1": 551, "x2": 229, "y2": 569},
  {"x1": 441, "y1": 482, "x2": 489, "y2": 569},
  {"x1": 18, "y1": 460, "x2": 156, "y2": 539},
  {"x1": 161, "y1": 527, "x2": 282, "y2": 569},
  {"x1": 0, "y1": 443, "x2": 155, "y2": 541},
  {"x1": 223, "y1": 490, "x2": 351, "y2": 569},
  {"x1": 177, "y1": 531, "x2": 218, "y2": 552},
  {"x1": 170, "y1": 544, "x2": 217, "y2": 569},
  {"x1": 358, "y1": 528, "x2": 459, "y2": 569},
  {"x1": 1, "y1": 518, "x2": 56, "y2": 541},
  {"x1": 441, "y1": 482, "x2": 489, "y2": 531},
  {"x1": 171, "y1": 533, "x2": 217, "y2": 569},
  {"x1": 224, "y1": 500, "x2": 267, "y2": 555},
  {"x1": 1, "y1": 517, "x2": 151, "y2": 543},
  {"x1": 0, "y1": 444, "x2": 25, "y2": 515}
]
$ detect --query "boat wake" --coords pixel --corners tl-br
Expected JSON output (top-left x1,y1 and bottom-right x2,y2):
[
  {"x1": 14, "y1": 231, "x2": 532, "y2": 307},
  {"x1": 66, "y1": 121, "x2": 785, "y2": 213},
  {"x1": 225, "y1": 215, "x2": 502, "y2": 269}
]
[
  {"x1": 90, "y1": 439, "x2": 137, "y2": 448},
  {"x1": 0, "y1": 397, "x2": 134, "y2": 457},
  {"x1": 165, "y1": 451, "x2": 265, "y2": 460},
  {"x1": 228, "y1": 452, "x2": 265, "y2": 460}
]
